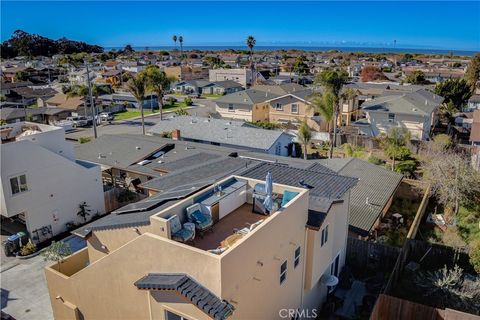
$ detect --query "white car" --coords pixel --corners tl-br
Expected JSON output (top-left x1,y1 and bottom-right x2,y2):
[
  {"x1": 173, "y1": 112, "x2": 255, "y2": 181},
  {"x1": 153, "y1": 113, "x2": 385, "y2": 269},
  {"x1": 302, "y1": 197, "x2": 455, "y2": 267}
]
[
  {"x1": 99, "y1": 112, "x2": 114, "y2": 121},
  {"x1": 66, "y1": 116, "x2": 88, "y2": 127}
]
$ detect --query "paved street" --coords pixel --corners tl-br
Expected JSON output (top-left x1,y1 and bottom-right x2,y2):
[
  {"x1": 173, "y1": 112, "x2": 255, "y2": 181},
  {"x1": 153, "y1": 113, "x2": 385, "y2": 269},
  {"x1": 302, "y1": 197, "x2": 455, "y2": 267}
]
[
  {"x1": 65, "y1": 98, "x2": 217, "y2": 141},
  {"x1": 1, "y1": 236, "x2": 85, "y2": 320}
]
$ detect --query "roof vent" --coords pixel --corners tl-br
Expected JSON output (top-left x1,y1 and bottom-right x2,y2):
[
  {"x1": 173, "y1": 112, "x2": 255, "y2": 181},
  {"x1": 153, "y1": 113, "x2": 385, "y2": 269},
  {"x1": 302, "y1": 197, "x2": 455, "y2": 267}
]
[
  {"x1": 412, "y1": 108, "x2": 417, "y2": 112},
  {"x1": 425, "y1": 100, "x2": 428, "y2": 105},
  {"x1": 366, "y1": 197, "x2": 370, "y2": 205},
  {"x1": 244, "y1": 98, "x2": 248, "y2": 102},
  {"x1": 136, "y1": 146, "x2": 141, "y2": 150},
  {"x1": 98, "y1": 153, "x2": 106, "y2": 159}
]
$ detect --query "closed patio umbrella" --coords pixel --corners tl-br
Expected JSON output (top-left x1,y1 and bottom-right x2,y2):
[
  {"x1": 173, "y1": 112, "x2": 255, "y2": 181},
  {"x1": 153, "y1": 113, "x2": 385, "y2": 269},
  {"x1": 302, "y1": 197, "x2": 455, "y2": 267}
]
[
  {"x1": 263, "y1": 172, "x2": 273, "y2": 213},
  {"x1": 291, "y1": 144, "x2": 297, "y2": 158}
]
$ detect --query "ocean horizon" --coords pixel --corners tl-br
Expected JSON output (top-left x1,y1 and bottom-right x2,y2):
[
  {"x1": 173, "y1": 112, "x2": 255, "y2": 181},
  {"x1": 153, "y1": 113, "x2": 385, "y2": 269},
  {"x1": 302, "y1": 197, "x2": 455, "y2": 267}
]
[{"x1": 105, "y1": 45, "x2": 478, "y2": 56}]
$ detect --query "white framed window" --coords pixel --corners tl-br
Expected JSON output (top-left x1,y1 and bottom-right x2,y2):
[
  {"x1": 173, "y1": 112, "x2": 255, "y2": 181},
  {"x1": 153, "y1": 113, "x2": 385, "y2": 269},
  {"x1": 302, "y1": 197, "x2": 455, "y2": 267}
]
[
  {"x1": 280, "y1": 260, "x2": 287, "y2": 284},
  {"x1": 275, "y1": 103, "x2": 283, "y2": 111},
  {"x1": 294, "y1": 246, "x2": 301, "y2": 268},
  {"x1": 291, "y1": 103, "x2": 299, "y2": 114},
  {"x1": 10, "y1": 174, "x2": 28, "y2": 195},
  {"x1": 321, "y1": 225, "x2": 329, "y2": 247}
]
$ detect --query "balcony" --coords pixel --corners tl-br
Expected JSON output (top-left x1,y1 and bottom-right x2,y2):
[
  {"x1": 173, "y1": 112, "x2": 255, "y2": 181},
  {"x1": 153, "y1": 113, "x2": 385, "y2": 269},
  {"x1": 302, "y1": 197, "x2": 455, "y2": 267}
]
[{"x1": 47, "y1": 247, "x2": 90, "y2": 277}]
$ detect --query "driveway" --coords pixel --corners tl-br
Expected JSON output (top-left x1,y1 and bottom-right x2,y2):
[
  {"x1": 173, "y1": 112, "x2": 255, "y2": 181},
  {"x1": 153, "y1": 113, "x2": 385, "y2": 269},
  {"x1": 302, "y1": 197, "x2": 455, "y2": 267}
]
[{"x1": 1, "y1": 235, "x2": 86, "y2": 320}]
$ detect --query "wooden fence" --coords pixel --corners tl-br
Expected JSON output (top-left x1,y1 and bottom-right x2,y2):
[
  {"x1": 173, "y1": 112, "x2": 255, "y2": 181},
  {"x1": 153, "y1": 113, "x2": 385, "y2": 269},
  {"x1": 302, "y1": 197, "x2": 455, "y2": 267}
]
[
  {"x1": 370, "y1": 294, "x2": 480, "y2": 320},
  {"x1": 346, "y1": 237, "x2": 401, "y2": 272},
  {"x1": 104, "y1": 188, "x2": 147, "y2": 213}
]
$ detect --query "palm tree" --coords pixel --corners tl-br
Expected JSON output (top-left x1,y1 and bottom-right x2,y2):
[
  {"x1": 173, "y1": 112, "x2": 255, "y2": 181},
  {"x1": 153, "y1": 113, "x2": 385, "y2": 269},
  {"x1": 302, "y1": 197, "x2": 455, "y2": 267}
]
[
  {"x1": 246, "y1": 36, "x2": 256, "y2": 84},
  {"x1": 308, "y1": 91, "x2": 335, "y2": 132},
  {"x1": 141, "y1": 66, "x2": 171, "y2": 121},
  {"x1": 172, "y1": 35, "x2": 177, "y2": 50},
  {"x1": 127, "y1": 76, "x2": 147, "y2": 135},
  {"x1": 297, "y1": 121, "x2": 312, "y2": 160},
  {"x1": 315, "y1": 69, "x2": 349, "y2": 158},
  {"x1": 178, "y1": 36, "x2": 184, "y2": 61}
]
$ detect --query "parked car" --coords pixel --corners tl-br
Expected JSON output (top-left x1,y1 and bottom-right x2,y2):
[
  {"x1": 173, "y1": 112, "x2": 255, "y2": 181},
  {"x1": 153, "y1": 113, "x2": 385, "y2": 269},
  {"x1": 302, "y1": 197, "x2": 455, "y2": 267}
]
[
  {"x1": 99, "y1": 112, "x2": 114, "y2": 121},
  {"x1": 66, "y1": 116, "x2": 88, "y2": 127}
]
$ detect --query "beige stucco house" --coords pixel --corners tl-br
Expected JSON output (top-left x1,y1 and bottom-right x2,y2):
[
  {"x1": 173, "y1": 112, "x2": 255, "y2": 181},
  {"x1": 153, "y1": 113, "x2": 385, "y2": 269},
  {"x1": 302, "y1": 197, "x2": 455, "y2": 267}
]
[
  {"x1": 45, "y1": 164, "x2": 356, "y2": 320},
  {"x1": 354, "y1": 89, "x2": 443, "y2": 140}
]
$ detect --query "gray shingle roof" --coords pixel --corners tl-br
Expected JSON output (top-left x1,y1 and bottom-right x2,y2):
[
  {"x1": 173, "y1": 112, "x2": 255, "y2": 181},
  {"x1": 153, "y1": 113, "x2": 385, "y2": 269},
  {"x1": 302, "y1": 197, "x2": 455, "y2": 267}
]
[
  {"x1": 211, "y1": 80, "x2": 243, "y2": 89},
  {"x1": 135, "y1": 273, "x2": 235, "y2": 320},
  {"x1": 313, "y1": 158, "x2": 403, "y2": 235},
  {"x1": 361, "y1": 89, "x2": 443, "y2": 116},
  {"x1": 148, "y1": 116, "x2": 293, "y2": 151},
  {"x1": 140, "y1": 157, "x2": 254, "y2": 192}
]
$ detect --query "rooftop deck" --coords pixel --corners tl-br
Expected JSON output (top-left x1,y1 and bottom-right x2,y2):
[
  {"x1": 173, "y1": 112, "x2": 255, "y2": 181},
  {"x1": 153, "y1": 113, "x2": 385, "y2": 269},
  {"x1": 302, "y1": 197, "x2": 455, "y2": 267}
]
[{"x1": 191, "y1": 203, "x2": 265, "y2": 251}]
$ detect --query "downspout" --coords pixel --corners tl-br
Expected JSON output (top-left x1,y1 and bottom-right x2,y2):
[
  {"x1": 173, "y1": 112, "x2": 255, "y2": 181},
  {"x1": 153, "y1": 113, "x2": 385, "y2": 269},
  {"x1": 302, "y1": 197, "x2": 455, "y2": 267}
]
[{"x1": 300, "y1": 223, "x2": 308, "y2": 310}]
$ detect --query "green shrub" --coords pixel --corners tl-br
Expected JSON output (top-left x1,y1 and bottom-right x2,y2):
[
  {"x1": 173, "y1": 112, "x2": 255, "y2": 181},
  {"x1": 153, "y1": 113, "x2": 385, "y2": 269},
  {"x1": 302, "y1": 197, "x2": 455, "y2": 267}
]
[
  {"x1": 79, "y1": 136, "x2": 92, "y2": 144},
  {"x1": 183, "y1": 97, "x2": 193, "y2": 106},
  {"x1": 19, "y1": 240, "x2": 37, "y2": 256},
  {"x1": 368, "y1": 155, "x2": 385, "y2": 165},
  {"x1": 395, "y1": 159, "x2": 417, "y2": 177},
  {"x1": 161, "y1": 131, "x2": 172, "y2": 138},
  {"x1": 469, "y1": 240, "x2": 480, "y2": 274}
]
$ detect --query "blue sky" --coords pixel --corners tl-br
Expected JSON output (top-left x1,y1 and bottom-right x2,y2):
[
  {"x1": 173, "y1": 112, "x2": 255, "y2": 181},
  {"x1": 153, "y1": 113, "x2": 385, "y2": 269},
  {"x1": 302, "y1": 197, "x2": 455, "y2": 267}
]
[{"x1": 1, "y1": 1, "x2": 479, "y2": 50}]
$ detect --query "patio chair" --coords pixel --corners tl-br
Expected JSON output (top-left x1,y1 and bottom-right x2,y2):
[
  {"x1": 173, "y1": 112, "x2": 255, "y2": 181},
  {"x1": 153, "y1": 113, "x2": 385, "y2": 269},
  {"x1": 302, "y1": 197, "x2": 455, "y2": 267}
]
[
  {"x1": 186, "y1": 203, "x2": 213, "y2": 236},
  {"x1": 168, "y1": 215, "x2": 195, "y2": 243}
]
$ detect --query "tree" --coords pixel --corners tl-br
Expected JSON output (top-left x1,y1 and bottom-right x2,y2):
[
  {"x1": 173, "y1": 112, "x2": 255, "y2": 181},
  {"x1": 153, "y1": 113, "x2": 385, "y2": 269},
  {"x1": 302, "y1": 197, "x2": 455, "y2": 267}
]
[
  {"x1": 379, "y1": 128, "x2": 411, "y2": 171},
  {"x1": 360, "y1": 66, "x2": 388, "y2": 82},
  {"x1": 315, "y1": 68, "x2": 349, "y2": 158},
  {"x1": 414, "y1": 265, "x2": 480, "y2": 312},
  {"x1": 124, "y1": 44, "x2": 134, "y2": 53},
  {"x1": 405, "y1": 70, "x2": 428, "y2": 84},
  {"x1": 127, "y1": 75, "x2": 147, "y2": 135},
  {"x1": 140, "y1": 65, "x2": 171, "y2": 120},
  {"x1": 421, "y1": 145, "x2": 480, "y2": 219},
  {"x1": 1, "y1": 30, "x2": 102, "y2": 58},
  {"x1": 297, "y1": 121, "x2": 312, "y2": 160},
  {"x1": 172, "y1": 35, "x2": 177, "y2": 50},
  {"x1": 435, "y1": 78, "x2": 472, "y2": 113},
  {"x1": 77, "y1": 201, "x2": 91, "y2": 222},
  {"x1": 293, "y1": 55, "x2": 309, "y2": 76},
  {"x1": 470, "y1": 240, "x2": 480, "y2": 274},
  {"x1": 246, "y1": 35, "x2": 256, "y2": 83},
  {"x1": 465, "y1": 53, "x2": 480, "y2": 92},
  {"x1": 178, "y1": 36, "x2": 184, "y2": 60},
  {"x1": 42, "y1": 241, "x2": 72, "y2": 273}
]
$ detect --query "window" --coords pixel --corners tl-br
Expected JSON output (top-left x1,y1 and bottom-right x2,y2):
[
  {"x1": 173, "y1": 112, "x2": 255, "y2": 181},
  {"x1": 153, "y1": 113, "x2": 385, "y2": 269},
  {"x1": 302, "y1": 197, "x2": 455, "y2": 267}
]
[
  {"x1": 291, "y1": 104, "x2": 299, "y2": 114},
  {"x1": 280, "y1": 261, "x2": 287, "y2": 284},
  {"x1": 294, "y1": 247, "x2": 301, "y2": 268},
  {"x1": 165, "y1": 310, "x2": 189, "y2": 320},
  {"x1": 388, "y1": 113, "x2": 395, "y2": 122},
  {"x1": 275, "y1": 103, "x2": 283, "y2": 111},
  {"x1": 10, "y1": 174, "x2": 28, "y2": 195},
  {"x1": 228, "y1": 104, "x2": 234, "y2": 112},
  {"x1": 321, "y1": 225, "x2": 329, "y2": 247}
]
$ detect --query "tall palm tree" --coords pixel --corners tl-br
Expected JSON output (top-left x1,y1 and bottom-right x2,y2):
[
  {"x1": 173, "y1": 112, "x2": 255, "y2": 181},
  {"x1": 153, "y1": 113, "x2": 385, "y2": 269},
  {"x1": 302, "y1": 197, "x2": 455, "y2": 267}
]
[
  {"x1": 297, "y1": 121, "x2": 312, "y2": 160},
  {"x1": 315, "y1": 69, "x2": 349, "y2": 158},
  {"x1": 127, "y1": 76, "x2": 147, "y2": 135},
  {"x1": 178, "y1": 36, "x2": 184, "y2": 62},
  {"x1": 141, "y1": 66, "x2": 171, "y2": 121},
  {"x1": 172, "y1": 35, "x2": 177, "y2": 50},
  {"x1": 246, "y1": 36, "x2": 256, "y2": 84}
]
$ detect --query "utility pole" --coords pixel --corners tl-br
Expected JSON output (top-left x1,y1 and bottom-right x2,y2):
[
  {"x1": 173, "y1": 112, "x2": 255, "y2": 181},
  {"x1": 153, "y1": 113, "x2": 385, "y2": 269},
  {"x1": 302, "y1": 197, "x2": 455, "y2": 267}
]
[{"x1": 85, "y1": 62, "x2": 98, "y2": 138}]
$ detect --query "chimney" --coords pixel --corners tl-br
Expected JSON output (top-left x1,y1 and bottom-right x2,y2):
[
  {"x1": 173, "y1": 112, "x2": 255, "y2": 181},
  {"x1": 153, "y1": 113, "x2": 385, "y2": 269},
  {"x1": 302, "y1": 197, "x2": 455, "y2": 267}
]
[{"x1": 172, "y1": 129, "x2": 181, "y2": 140}]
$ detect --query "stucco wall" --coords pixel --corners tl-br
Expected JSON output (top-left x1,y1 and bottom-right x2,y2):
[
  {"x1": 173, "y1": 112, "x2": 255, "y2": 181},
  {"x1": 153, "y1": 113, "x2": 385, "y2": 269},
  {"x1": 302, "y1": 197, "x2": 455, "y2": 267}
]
[
  {"x1": 1, "y1": 140, "x2": 105, "y2": 242},
  {"x1": 46, "y1": 233, "x2": 222, "y2": 320}
]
